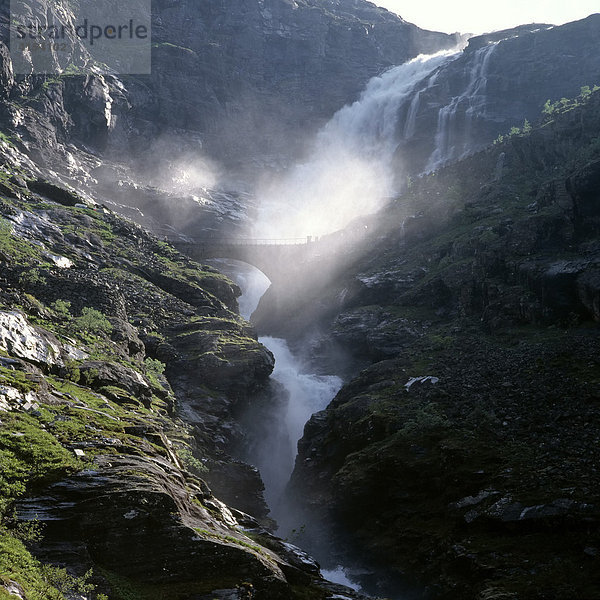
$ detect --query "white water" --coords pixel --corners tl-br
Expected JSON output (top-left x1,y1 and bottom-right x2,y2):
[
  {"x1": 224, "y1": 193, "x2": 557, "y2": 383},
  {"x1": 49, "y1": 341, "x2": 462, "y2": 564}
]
[
  {"x1": 257, "y1": 337, "x2": 343, "y2": 510},
  {"x1": 321, "y1": 566, "x2": 361, "y2": 592},
  {"x1": 426, "y1": 42, "x2": 498, "y2": 171},
  {"x1": 254, "y1": 49, "x2": 460, "y2": 239},
  {"x1": 223, "y1": 265, "x2": 342, "y2": 513}
]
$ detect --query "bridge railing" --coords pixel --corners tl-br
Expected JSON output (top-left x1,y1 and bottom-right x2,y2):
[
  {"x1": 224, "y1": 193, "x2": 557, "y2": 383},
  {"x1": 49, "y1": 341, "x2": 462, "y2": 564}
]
[{"x1": 171, "y1": 237, "x2": 312, "y2": 247}]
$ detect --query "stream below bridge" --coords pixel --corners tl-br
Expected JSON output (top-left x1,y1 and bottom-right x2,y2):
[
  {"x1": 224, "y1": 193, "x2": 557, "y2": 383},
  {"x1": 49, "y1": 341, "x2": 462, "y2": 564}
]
[{"x1": 210, "y1": 259, "x2": 368, "y2": 594}]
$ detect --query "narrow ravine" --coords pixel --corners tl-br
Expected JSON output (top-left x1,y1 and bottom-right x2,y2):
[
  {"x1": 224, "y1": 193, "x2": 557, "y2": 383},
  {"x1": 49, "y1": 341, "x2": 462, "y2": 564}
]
[
  {"x1": 253, "y1": 336, "x2": 343, "y2": 511},
  {"x1": 203, "y1": 42, "x2": 514, "y2": 596},
  {"x1": 211, "y1": 260, "x2": 364, "y2": 591}
]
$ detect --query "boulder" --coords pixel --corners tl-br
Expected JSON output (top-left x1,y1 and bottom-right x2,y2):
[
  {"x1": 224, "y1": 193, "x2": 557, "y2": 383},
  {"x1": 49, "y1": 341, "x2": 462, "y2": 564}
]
[
  {"x1": 16, "y1": 455, "x2": 288, "y2": 594},
  {"x1": 27, "y1": 179, "x2": 82, "y2": 207},
  {"x1": 78, "y1": 360, "x2": 152, "y2": 407},
  {"x1": 0, "y1": 311, "x2": 62, "y2": 368}
]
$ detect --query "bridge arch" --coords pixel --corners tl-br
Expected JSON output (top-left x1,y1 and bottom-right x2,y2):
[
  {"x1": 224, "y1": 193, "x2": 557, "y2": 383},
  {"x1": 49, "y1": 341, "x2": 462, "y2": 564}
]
[{"x1": 170, "y1": 238, "x2": 317, "y2": 282}]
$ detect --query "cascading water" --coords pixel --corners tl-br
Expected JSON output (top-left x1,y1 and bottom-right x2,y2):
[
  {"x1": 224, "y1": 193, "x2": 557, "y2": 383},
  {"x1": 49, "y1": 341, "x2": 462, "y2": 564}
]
[
  {"x1": 322, "y1": 49, "x2": 460, "y2": 159},
  {"x1": 425, "y1": 42, "x2": 498, "y2": 171},
  {"x1": 229, "y1": 270, "x2": 358, "y2": 590},
  {"x1": 255, "y1": 337, "x2": 342, "y2": 512},
  {"x1": 231, "y1": 44, "x2": 506, "y2": 597},
  {"x1": 211, "y1": 261, "x2": 343, "y2": 516},
  {"x1": 253, "y1": 49, "x2": 460, "y2": 239},
  {"x1": 403, "y1": 68, "x2": 443, "y2": 139}
]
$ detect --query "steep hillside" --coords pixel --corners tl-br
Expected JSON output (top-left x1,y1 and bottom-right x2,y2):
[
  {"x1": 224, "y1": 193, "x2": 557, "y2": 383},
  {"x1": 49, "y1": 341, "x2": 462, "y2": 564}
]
[
  {"x1": 0, "y1": 0, "x2": 455, "y2": 174},
  {"x1": 0, "y1": 161, "x2": 367, "y2": 599},
  {"x1": 279, "y1": 84, "x2": 600, "y2": 599},
  {"x1": 393, "y1": 14, "x2": 600, "y2": 176}
]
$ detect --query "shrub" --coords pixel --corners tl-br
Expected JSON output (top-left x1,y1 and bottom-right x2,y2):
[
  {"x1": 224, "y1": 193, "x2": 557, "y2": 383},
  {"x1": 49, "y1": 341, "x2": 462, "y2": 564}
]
[
  {"x1": 74, "y1": 308, "x2": 112, "y2": 335},
  {"x1": 51, "y1": 300, "x2": 71, "y2": 319},
  {"x1": 176, "y1": 447, "x2": 208, "y2": 474}
]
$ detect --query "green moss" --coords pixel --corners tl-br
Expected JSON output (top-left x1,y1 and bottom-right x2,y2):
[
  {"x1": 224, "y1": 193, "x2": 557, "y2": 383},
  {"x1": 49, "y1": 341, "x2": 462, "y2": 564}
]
[
  {"x1": 176, "y1": 447, "x2": 208, "y2": 474},
  {"x1": 0, "y1": 218, "x2": 44, "y2": 264},
  {"x1": 0, "y1": 412, "x2": 77, "y2": 477},
  {"x1": 0, "y1": 533, "x2": 61, "y2": 599},
  {"x1": 193, "y1": 529, "x2": 273, "y2": 560},
  {"x1": 151, "y1": 42, "x2": 196, "y2": 55},
  {"x1": 0, "y1": 368, "x2": 39, "y2": 394},
  {"x1": 0, "y1": 534, "x2": 104, "y2": 600}
]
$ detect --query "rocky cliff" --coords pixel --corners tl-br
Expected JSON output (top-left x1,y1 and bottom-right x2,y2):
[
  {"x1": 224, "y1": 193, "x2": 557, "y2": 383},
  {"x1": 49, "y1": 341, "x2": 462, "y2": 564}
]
[
  {"x1": 276, "y1": 85, "x2": 600, "y2": 599},
  {"x1": 144, "y1": 0, "x2": 457, "y2": 169},
  {"x1": 1, "y1": 2, "x2": 600, "y2": 599},
  {"x1": 394, "y1": 14, "x2": 600, "y2": 176},
  {"x1": 0, "y1": 0, "x2": 456, "y2": 231},
  {"x1": 0, "y1": 159, "x2": 370, "y2": 599}
]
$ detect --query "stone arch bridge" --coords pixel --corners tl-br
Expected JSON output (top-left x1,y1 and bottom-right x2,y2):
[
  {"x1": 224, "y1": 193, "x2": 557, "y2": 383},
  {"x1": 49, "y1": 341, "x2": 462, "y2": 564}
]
[{"x1": 169, "y1": 237, "x2": 320, "y2": 281}]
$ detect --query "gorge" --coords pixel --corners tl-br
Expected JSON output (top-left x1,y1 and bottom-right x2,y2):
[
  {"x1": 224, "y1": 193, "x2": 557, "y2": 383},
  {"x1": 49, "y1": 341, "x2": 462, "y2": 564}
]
[{"x1": 0, "y1": 2, "x2": 599, "y2": 600}]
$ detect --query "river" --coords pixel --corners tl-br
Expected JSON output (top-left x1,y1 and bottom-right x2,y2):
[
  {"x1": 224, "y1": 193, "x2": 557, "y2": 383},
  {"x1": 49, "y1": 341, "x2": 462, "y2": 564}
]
[{"x1": 209, "y1": 259, "x2": 364, "y2": 592}]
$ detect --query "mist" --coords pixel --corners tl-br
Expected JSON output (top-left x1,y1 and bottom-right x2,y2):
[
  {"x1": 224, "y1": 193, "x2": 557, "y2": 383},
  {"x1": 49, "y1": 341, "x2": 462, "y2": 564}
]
[
  {"x1": 252, "y1": 49, "x2": 458, "y2": 240},
  {"x1": 139, "y1": 134, "x2": 224, "y2": 193},
  {"x1": 252, "y1": 337, "x2": 343, "y2": 513}
]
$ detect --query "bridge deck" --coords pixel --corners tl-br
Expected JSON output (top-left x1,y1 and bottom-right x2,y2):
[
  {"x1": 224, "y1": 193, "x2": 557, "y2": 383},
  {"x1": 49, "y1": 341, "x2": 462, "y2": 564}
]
[{"x1": 168, "y1": 237, "x2": 313, "y2": 247}]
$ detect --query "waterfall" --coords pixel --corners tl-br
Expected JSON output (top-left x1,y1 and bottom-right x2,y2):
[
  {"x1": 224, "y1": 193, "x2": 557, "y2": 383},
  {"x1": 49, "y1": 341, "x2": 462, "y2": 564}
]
[
  {"x1": 256, "y1": 337, "x2": 343, "y2": 512},
  {"x1": 425, "y1": 42, "x2": 498, "y2": 171},
  {"x1": 402, "y1": 69, "x2": 443, "y2": 139},
  {"x1": 254, "y1": 49, "x2": 459, "y2": 239},
  {"x1": 322, "y1": 49, "x2": 460, "y2": 160}
]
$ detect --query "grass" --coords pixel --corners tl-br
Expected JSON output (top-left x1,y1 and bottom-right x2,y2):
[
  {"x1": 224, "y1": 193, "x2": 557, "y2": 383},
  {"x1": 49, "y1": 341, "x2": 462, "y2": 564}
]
[
  {"x1": 0, "y1": 218, "x2": 44, "y2": 265},
  {"x1": 0, "y1": 368, "x2": 39, "y2": 394},
  {"x1": 0, "y1": 410, "x2": 81, "y2": 599}
]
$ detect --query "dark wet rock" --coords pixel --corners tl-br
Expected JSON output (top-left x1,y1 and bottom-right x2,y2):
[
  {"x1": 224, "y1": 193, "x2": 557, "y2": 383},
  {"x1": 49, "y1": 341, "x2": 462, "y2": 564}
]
[
  {"x1": 577, "y1": 268, "x2": 600, "y2": 321},
  {"x1": 332, "y1": 306, "x2": 428, "y2": 361},
  {"x1": 567, "y1": 158, "x2": 600, "y2": 236},
  {"x1": 16, "y1": 455, "x2": 288, "y2": 593},
  {"x1": 78, "y1": 360, "x2": 152, "y2": 407},
  {"x1": 27, "y1": 179, "x2": 83, "y2": 207},
  {"x1": 289, "y1": 331, "x2": 600, "y2": 598},
  {"x1": 170, "y1": 320, "x2": 274, "y2": 398},
  {"x1": 108, "y1": 317, "x2": 146, "y2": 360},
  {"x1": 203, "y1": 460, "x2": 273, "y2": 527}
]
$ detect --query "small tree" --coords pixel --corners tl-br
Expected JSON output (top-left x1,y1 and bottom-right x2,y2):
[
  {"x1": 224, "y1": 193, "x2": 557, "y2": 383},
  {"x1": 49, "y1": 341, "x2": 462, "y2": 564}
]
[
  {"x1": 509, "y1": 126, "x2": 521, "y2": 137},
  {"x1": 75, "y1": 307, "x2": 112, "y2": 335},
  {"x1": 51, "y1": 299, "x2": 71, "y2": 319}
]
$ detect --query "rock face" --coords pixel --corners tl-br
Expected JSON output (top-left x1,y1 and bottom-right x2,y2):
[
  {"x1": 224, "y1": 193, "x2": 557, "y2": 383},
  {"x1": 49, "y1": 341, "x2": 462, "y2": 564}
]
[
  {"x1": 278, "y1": 81, "x2": 600, "y2": 599},
  {"x1": 17, "y1": 455, "x2": 290, "y2": 594},
  {"x1": 394, "y1": 15, "x2": 600, "y2": 176},
  {"x1": 0, "y1": 173, "x2": 371, "y2": 599},
  {"x1": 1, "y1": 4, "x2": 599, "y2": 240}
]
